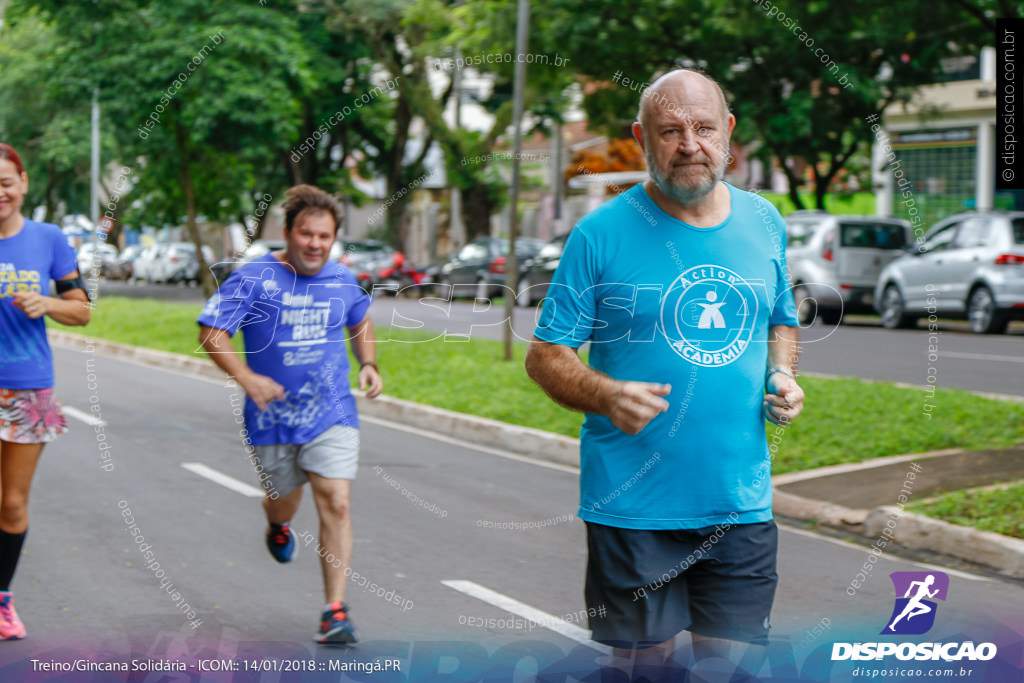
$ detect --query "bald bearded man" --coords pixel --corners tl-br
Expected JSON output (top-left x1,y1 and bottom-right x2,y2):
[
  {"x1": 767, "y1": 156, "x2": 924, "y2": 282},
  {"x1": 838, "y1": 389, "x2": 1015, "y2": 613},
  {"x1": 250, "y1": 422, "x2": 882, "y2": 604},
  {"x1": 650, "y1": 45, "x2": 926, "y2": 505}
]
[{"x1": 526, "y1": 69, "x2": 804, "y2": 682}]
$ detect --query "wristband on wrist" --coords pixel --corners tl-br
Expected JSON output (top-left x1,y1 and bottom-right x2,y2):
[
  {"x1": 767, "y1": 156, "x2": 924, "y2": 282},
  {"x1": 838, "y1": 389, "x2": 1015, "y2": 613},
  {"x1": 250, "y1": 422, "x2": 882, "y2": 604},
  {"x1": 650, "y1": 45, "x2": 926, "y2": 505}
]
[
  {"x1": 360, "y1": 361, "x2": 378, "y2": 370},
  {"x1": 766, "y1": 367, "x2": 796, "y2": 382}
]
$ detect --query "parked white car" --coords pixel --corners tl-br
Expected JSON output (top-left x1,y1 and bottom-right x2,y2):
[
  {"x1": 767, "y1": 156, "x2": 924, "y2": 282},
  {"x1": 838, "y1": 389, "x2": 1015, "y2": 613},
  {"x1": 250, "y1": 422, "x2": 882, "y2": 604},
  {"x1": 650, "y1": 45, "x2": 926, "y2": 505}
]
[
  {"x1": 785, "y1": 213, "x2": 913, "y2": 325},
  {"x1": 130, "y1": 244, "x2": 166, "y2": 283},
  {"x1": 874, "y1": 211, "x2": 1024, "y2": 334},
  {"x1": 76, "y1": 242, "x2": 119, "y2": 277},
  {"x1": 149, "y1": 242, "x2": 216, "y2": 284}
]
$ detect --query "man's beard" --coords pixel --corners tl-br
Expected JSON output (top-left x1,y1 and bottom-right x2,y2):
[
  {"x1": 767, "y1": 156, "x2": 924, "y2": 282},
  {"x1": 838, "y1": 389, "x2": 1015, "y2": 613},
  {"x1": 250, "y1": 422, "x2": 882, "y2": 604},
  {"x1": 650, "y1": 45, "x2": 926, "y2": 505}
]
[{"x1": 646, "y1": 143, "x2": 729, "y2": 206}]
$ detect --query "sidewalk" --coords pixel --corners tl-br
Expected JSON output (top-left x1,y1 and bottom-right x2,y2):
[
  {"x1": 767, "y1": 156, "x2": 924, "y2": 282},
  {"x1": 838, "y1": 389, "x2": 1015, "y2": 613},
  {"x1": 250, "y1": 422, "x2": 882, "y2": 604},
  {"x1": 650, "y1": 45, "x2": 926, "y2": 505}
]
[{"x1": 49, "y1": 330, "x2": 1024, "y2": 580}]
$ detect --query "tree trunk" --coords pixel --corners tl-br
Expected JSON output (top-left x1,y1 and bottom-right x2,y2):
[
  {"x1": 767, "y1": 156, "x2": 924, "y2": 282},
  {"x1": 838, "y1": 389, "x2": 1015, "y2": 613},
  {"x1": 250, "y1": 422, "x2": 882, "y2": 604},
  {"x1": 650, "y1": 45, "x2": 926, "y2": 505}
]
[
  {"x1": 815, "y1": 173, "x2": 833, "y2": 211},
  {"x1": 463, "y1": 183, "x2": 496, "y2": 239},
  {"x1": 778, "y1": 156, "x2": 805, "y2": 210},
  {"x1": 175, "y1": 119, "x2": 217, "y2": 298},
  {"x1": 43, "y1": 160, "x2": 59, "y2": 223},
  {"x1": 381, "y1": 93, "x2": 413, "y2": 250}
]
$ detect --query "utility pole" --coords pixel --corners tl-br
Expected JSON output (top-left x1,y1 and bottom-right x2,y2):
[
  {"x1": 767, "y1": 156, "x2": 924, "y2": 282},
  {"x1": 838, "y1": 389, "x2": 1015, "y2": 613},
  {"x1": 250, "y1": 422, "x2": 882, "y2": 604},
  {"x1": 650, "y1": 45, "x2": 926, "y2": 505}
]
[
  {"x1": 90, "y1": 89, "x2": 100, "y2": 232},
  {"x1": 503, "y1": 0, "x2": 529, "y2": 361},
  {"x1": 449, "y1": 48, "x2": 466, "y2": 255}
]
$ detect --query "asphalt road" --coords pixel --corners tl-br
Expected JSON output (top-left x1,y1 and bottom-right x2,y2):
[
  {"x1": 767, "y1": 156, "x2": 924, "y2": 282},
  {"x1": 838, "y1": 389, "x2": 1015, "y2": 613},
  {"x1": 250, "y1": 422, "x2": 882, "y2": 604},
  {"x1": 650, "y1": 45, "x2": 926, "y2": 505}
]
[{"x1": 0, "y1": 347, "x2": 1020, "y2": 681}]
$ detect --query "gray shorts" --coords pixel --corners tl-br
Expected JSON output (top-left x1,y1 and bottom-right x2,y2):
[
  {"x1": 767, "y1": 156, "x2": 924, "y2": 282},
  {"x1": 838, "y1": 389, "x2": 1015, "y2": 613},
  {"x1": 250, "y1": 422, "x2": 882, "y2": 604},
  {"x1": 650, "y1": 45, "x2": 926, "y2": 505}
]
[{"x1": 253, "y1": 425, "x2": 360, "y2": 497}]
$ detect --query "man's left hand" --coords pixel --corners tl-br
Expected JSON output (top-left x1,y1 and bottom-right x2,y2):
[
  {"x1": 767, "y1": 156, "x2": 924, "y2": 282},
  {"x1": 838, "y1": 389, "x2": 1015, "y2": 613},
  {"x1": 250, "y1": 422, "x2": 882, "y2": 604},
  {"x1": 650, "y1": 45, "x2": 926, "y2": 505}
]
[
  {"x1": 764, "y1": 373, "x2": 804, "y2": 426},
  {"x1": 359, "y1": 365, "x2": 383, "y2": 399}
]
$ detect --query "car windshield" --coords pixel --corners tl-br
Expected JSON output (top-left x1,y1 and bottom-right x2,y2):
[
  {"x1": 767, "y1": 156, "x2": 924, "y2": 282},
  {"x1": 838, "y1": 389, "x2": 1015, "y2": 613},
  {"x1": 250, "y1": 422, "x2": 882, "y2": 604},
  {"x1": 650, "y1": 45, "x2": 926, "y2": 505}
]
[
  {"x1": 839, "y1": 223, "x2": 907, "y2": 249},
  {"x1": 1013, "y1": 218, "x2": 1024, "y2": 244}
]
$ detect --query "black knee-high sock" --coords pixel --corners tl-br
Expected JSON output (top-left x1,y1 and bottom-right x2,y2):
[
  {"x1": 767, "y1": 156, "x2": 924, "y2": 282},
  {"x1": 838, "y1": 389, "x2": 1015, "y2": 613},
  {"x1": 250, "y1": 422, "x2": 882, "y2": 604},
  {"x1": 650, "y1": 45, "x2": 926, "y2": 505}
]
[{"x1": 0, "y1": 528, "x2": 27, "y2": 592}]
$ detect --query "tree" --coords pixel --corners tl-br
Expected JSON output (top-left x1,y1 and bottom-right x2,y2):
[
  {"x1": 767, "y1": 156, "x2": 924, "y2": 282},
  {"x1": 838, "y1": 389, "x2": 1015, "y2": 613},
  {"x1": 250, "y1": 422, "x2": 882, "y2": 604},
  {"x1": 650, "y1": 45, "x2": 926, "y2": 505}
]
[
  {"x1": 529, "y1": 0, "x2": 995, "y2": 209},
  {"x1": 14, "y1": 0, "x2": 316, "y2": 295},
  {"x1": 410, "y1": 0, "x2": 577, "y2": 240},
  {"x1": 0, "y1": 9, "x2": 115, "y2": 222}
]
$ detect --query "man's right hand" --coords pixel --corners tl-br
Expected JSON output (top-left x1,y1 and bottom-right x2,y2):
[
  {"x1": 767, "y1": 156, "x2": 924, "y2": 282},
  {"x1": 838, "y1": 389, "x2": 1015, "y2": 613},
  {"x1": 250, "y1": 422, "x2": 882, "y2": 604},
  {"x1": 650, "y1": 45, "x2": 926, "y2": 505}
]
[
  {"x1": 239, "y1": 372, "x2": 286, "y2": 411},
  {"x1": 607, "y1": 381, "x2": 671, "y2": 435}
]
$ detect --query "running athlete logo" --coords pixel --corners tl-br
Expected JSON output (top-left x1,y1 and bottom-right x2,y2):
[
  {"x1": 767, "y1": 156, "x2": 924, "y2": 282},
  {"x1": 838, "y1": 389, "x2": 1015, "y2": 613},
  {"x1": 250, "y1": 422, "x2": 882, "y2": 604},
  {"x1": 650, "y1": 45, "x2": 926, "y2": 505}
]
[
  {"x1": 881, "y1": 571, "x2": 949, "y2": 635},
  {"x1": 660, "y1": 264, "x2": 757, "y2": 367}
]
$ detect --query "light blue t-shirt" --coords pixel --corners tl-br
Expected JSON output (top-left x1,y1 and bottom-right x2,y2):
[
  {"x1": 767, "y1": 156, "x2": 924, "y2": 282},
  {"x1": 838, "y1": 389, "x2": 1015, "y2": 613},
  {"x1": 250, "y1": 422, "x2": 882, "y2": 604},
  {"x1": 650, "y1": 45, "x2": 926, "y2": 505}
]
[
  {"x1": 197, "y1": 254, "x2": 372, "y2": 446},
  {"x1": 0, "y1": 219, "x2": 79, "y2": 389},
  {"x1": 535, "y1": 183, "x2": 799, "y2": 530}
]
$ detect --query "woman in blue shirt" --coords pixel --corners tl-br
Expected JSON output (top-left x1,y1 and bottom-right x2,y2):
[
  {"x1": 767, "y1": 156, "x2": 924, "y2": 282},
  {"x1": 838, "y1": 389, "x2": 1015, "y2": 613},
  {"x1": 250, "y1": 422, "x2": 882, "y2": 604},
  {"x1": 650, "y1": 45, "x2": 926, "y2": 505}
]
[{"x1": 0, "y1": 143, "x2": 91, "y2": 639}]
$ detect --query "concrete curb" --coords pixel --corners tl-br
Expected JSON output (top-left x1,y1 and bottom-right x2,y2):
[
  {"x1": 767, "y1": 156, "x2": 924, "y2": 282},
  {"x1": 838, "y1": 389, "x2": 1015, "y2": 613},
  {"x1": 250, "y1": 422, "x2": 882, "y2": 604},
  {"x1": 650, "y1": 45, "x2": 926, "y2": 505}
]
[
  {"x1": 49, "y1": 329, "x2": 1024, "y2": 578},
  {"x1": 866, "y1": 506, "x2": 1024, "y2": 580},
  {"x1": 355, "y1": 394, "x2": 581, "y2": 467}
]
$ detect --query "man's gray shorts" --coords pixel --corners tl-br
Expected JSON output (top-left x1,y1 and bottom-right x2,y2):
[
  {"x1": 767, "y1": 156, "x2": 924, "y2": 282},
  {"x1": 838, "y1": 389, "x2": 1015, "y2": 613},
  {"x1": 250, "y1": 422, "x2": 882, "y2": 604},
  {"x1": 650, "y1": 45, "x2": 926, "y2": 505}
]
[{"x1": 253, "y1": 425, "x2": 359, "y2": 497}]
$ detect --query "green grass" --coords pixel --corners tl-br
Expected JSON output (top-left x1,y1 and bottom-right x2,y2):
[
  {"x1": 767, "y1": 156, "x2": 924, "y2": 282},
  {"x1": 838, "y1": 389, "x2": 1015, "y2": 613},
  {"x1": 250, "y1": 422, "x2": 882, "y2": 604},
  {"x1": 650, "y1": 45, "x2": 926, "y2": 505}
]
[
  {"x1": 54, "y1": 297, "x2": 242, "y2": 355},
  {"x1": 761, "y1": 192, "x2": 875, "y2": 217},
  {"x1": 54, "y1": 297, "x2": 1024, "y2": 474},
  {"x1": 910, "y1": 484, "x2": 1024, "y2": 539}
]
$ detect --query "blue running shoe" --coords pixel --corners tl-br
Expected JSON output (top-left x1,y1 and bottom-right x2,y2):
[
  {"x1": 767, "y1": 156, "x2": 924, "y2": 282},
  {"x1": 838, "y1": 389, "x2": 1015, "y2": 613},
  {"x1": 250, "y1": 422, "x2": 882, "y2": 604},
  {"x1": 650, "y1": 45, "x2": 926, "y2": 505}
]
[
  {"x1": 316, "y1": 601, "x2": 359, "y2": 645},
  {"x1": 266, "y1": 522, "x2": 297, "y2": 563}
]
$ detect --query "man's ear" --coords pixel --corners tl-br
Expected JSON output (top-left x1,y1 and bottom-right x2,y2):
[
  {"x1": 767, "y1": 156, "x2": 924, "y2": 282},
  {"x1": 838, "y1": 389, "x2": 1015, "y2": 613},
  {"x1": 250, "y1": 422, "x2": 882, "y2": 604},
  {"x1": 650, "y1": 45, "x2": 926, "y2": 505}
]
[{"x1": 632, "y1": 122, "x2": 646, "y2": 152}]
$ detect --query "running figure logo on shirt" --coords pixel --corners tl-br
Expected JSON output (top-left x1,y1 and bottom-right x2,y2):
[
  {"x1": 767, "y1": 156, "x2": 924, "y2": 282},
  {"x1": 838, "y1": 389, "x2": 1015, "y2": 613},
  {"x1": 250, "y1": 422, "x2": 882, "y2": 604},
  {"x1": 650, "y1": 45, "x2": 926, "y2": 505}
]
[
  {"x1": 881, "y1": 571, "x2": 948, "y2": 635},
  {"x1": 661, "y1": 264, "x2": 757, "y2": 367},
  {"x1": 696, "y1": 290, "x2": 727, "y2": 329}
]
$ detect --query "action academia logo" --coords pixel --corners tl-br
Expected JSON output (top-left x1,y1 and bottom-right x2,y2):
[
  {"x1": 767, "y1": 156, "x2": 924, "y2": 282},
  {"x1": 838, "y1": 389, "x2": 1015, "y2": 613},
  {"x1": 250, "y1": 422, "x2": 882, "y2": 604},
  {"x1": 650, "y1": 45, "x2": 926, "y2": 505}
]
[
  {"x1": 660, "y1": 264, "x2": 757, "y2": 367},
  {"x1": 882, "y1": 571, "x2": 948, "y2": 636}
]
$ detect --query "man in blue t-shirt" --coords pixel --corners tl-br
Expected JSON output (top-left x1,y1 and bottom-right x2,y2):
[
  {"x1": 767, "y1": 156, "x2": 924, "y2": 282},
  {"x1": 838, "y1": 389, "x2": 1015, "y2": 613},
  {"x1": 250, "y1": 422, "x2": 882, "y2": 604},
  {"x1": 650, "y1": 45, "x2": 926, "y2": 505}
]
[
  {"x1": 525, "y1": 69, "x2": 804, "y2": 680},
  {"x1": 198, "y1": 185, "x2": 382, "y2": 645}
]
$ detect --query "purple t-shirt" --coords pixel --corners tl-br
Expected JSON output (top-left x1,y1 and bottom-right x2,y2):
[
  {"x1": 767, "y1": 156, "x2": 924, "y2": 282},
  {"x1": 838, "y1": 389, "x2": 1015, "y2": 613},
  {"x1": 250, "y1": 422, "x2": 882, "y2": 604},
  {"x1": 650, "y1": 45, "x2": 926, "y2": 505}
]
[
  {"x1": 197, "y1": 254, "x2": 372, "y2": 445},
  {"x1": 0, "y1": 219, "x2": 79, "y2": 389}
]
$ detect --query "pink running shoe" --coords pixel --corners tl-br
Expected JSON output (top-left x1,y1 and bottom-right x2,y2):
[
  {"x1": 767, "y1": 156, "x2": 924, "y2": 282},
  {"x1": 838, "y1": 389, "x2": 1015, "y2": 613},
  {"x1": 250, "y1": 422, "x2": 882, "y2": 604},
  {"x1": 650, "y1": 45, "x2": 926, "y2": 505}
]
[{"x1": 0, "y1": 592, "x2": 26, "y2": 640}]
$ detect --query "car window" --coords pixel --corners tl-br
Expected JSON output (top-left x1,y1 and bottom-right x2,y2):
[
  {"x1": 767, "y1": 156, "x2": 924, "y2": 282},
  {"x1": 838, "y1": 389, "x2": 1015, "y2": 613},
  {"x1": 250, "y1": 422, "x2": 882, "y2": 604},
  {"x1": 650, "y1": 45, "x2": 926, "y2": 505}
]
[
  {"x1": 951, "y1": 217, "x2": 990, "y2": 248},
  {"x1": 839, "y1": 223, "x2": 907, "y2": 249},
  {"x1": 921, "y1": 221, "x2": 959, "y2": 253},
  {"x1": 538, "y1": 242, "x2": 563, "y2": 259},
  {"x1": 458, "y1": 243, "x2": 489, "y2": 260},
  {"x1": 1013, "y1": 218, "x2": 1024, "y2": 244}
]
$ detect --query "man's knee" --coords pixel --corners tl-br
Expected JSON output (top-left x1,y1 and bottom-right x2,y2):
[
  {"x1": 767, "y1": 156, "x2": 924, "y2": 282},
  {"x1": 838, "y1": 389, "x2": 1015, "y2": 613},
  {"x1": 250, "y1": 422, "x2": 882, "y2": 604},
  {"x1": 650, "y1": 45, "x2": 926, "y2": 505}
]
[{"x1": 321, "y1": 493, "x2": 350, "y2": 520}]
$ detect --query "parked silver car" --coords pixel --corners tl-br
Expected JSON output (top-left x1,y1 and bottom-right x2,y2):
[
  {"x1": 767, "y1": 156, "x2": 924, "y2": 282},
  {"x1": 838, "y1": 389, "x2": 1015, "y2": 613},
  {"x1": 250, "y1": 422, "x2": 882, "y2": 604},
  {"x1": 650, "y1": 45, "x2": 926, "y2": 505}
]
[
  {"x1": 130, "y1": 244, "x2": 166, "y2": 283},
  {"x1": 786, "y1": 213, "x2": 913, "y2": 325},
  {"x1": 151, "y1": 242, "x2": 216, "y2": 284},
  {"x1": 874, "y1": 211, "x2": 1024, "y2": 334},
  {"x1": 76, "y1": 242, "x2": 119, "y2": 277}
]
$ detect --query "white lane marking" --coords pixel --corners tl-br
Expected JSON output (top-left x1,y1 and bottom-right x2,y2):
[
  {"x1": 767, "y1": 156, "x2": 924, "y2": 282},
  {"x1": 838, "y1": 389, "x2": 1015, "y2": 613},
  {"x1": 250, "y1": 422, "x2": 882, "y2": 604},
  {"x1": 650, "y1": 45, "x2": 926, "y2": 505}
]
[
  {"x1": 780, "y1": 525, "x2": 989, "y2": 582},
  {"x1": 442, "y1": 579, "x2": 610, "y2": 653},
  {"x1": 359, "y1": 415, "x2": 580, "y2": 475},
  {"x1": 180, "y1": 462, "x2": 265, "y2": 498},
  {"x1": 62, "y1": 405, "x2": 106, "y2": 427},
  {"x1": 941, "y1": 351, "x2": 1024, "y2": 364}
]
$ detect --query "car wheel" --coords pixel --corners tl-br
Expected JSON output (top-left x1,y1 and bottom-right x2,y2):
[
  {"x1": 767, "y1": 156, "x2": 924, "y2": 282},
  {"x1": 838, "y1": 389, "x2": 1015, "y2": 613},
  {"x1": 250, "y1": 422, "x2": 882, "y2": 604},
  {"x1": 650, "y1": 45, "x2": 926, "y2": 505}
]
[
  {"x1": 793, "y1": 285, "x2": 817, "y2": 325},
  {"x1": 475, "y1": 278, "x2": 491, "y2": 301},
  {"x1": 440, "y1": 277, "x2": 453, "y2": 300},
  {"x1": 880, "y1": 285, "x2": 915, "y2": 329},
  {"x1": 967, "y1": 286, "x2": 1009, "y2": 334},
  {"x1": 818, "y1": 308, "x2": 843, "y2": 325},
  {"x1": 516, "y1": 277, "x2": 534, "y2": 308}
]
